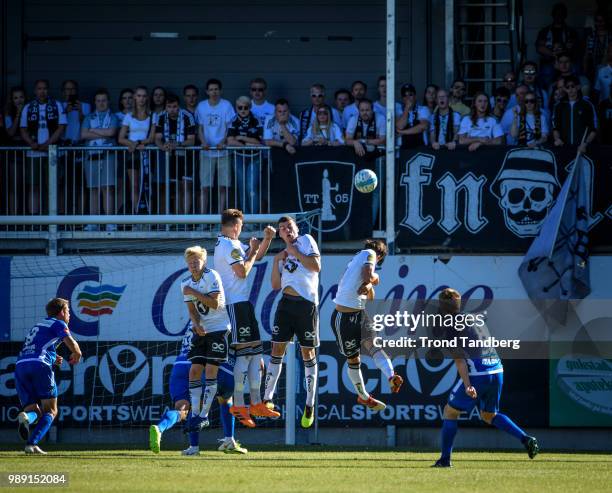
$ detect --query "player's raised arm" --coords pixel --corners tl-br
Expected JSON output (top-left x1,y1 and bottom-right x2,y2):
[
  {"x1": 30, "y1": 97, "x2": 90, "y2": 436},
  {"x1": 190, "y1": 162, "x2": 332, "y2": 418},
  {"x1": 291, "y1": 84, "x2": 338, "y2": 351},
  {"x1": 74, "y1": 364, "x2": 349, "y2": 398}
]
[
  {"x1": 255, "y1": 225, "x2": 276, "y2": 261},
  {"x1": 232, "y1": 237, "x2": 260, "y2": 279},
  {"x1": 62, "y1": 334, "x2": 82, "y2": 365},
  {"x1": 285, "y1": 242, "x2": 321, "y2": 273}
]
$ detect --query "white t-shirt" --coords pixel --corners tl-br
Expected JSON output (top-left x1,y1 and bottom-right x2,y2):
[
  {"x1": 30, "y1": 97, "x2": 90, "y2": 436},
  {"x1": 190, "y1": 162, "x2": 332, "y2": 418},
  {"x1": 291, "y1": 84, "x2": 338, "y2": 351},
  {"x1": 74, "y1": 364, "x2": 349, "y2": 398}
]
[
  {"x1": 595, "y1": 64, "x2": 612, "y2": 101},
  {"x1": 20, "y1": 100, "x2": 68, "y2": 157},
  {"x1": 263, "y1": 114, "x2": 300, "y2": 142},
  {"x1": 121, "y1": 112, "x2": 152, "y2": 142},
  {"x1": 279, "y1": 234, "x2": 320, "y2": 304},
  {"x1": 333, "y1": 249, "x2": 376, "y2": 310},
  {"x1": 398, "y1": 105, "x2": 431, "y2": 144},
  {"x1": 345, "y1": 113, "x2": 387, "y2": 139},
  {"x1": 61, "y1": 101, "x2": 91, "y2": 142},
  {"x1": 213, "y1": 235, "x2": 250, "y2": 304},
  {"x1": 251, "y1": 100, "x2": 275, "y2": 127},
  {"x1": 303, "y1": 123, "x2": 345, "y2": 144},
  {"x1": 195, "y1": 99, "x2": 236, "y2": 156},
  {"x1": 429, "y1": 110, "x2": 462, "y2": 145},
  {"x1": 458, "y1": 115, "x2": 504, "y2": 139},
  {"x1": 180, "y1": 268, "x2": 230, "y2": 333}
]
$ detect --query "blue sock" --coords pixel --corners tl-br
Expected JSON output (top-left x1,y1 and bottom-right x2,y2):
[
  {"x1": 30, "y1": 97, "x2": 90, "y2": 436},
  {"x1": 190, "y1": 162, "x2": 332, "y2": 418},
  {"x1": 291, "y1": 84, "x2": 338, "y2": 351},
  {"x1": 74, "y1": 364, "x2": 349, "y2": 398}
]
[
  {"x1": 189, "y1": 431, "x2": 199, "y2": 447},
  {"x1": 26, "y1": 411, "x2": 39, "y2": 424},
  {"x1": 220, "y1": 402, "x2": 234, "y2": 438},
  {"x1": 157, "y1": 410, "x2": 180, "y2": 433},
  {"x1": 28, "y1": 413, "x2": 54, "y2": 446},
  {"x1": 492, "y1": 413, "x2": 527, "y2": 442},
  {"x1": 440, "y1": 419, "x2": 458, "y2": 460}
]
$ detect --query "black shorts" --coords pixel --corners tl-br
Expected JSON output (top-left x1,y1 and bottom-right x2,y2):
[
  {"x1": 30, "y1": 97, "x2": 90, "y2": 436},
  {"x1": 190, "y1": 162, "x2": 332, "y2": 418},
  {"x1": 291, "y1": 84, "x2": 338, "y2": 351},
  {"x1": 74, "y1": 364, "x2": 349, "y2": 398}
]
[
  {"x1": 331, "y1": 309, "x2": 373, "y2": 358},
  {"x1": 272, "y1": 294, "x2": 319, "y2": 348},
  {"x1": 188, "y1": 329, "x2": 229, "y2": 365},
  {"x1": 227, "y1": 301, "x2": 261, "y2": 345}
]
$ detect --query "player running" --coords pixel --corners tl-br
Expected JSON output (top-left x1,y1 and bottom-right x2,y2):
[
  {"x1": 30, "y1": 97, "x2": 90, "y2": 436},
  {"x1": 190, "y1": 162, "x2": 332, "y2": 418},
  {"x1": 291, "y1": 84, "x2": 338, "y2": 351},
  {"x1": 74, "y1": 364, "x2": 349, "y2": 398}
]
[
  {"x1": 263, "y1": 216, "x2": 321, "y2": 429},
  {"x1": 15, "y1": 298, "x2": 82, "y2": 455},
  {"x1": 331, "y1": 239, "x2": 402, "y2": 412},
  {"x1": 432, "y1": 288, "x2": 539, "y2": 467},
  {"x1": 180, "y1": 246, "x2": 232, "y2": 435},
  {"x1": 214, "y1": 209, "x2": 280, "y2": 428}
]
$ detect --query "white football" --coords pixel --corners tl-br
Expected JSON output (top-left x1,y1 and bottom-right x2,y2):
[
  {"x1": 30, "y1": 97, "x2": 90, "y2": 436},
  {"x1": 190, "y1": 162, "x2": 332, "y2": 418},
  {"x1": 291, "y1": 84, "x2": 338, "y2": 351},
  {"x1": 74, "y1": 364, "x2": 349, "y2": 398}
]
[{"x1": 354, "y1": 169, "x2": 378, "y2": 193}]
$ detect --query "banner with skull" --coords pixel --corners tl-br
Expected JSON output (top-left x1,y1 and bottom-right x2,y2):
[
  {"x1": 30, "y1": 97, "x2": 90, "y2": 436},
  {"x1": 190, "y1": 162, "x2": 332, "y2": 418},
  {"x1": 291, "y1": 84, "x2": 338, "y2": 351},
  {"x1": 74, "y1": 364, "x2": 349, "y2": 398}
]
[{"x1": 396, "y1": 146, "x2": 612, "y2": 251}]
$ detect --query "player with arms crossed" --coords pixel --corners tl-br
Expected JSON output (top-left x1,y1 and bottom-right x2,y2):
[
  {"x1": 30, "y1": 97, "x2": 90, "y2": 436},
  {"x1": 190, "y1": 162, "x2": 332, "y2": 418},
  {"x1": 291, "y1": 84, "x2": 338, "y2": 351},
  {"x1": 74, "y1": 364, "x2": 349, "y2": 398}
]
[
  {"x1": 433, "y1": 288, "x2": 539, "y2": 467},
  {"x1": 263, "y1": 216, "x2": 321, "y2": 428},
  {"x1": 180, "y1": 246, "x2": 232, "y2": 435},
  {"x1": 332, "y1": 239, "x2": 402, "y2": 411},
  {"x1": 15, "y1": 298, "x2": 82, "y2": 454},
  {"x1": 214, "y1": 209, "x2": 280, "y2": 428}
]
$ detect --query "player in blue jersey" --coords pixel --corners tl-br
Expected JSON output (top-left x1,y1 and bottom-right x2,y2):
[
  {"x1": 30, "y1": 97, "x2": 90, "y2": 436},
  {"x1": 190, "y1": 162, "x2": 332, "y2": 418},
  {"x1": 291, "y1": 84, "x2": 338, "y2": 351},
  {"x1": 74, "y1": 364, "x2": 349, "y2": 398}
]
[
  {"x1": 149, "y1": 323, "x2": 247, "y2": 455},
  {"x1": 432, "y1": 288, "x2": 539, "y2": 467},
  {"x1": 15, "y1": 298, "x2": 82, "y2": 455}
]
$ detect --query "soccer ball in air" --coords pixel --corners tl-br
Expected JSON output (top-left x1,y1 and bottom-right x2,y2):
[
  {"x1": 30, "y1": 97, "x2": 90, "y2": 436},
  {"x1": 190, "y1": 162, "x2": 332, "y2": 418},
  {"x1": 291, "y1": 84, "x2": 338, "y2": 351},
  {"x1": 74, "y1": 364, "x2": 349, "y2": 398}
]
[{"x1": 354, "y1": 169, "x2": 378, "y2": 193}]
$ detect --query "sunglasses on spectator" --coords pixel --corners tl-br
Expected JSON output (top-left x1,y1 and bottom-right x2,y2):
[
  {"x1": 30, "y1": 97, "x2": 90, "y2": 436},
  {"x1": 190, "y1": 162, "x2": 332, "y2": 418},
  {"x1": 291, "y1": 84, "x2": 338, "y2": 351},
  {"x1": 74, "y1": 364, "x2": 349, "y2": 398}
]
[
  {"x1": 237, "y1": 105, "x2": 249, "y2": 110},
  {"x1": 525, "y1": 99, "x2": 537, "y2": 104},
  {"x1": 250, "y1": 87, "x2": 264, "y2": 93},
  {"x1": 523, "y1": 70, "x2": 537, "y2": 75}
]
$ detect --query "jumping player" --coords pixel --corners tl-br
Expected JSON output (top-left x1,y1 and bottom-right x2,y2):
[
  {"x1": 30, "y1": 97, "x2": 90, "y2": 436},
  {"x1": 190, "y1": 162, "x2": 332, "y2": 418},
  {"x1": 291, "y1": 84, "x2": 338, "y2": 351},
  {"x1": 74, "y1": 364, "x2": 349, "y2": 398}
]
[
  {"x1": 263, "y1": 216, "x2": 321, "y2": 428},
  {"x1": 331, "y1": 239, "x2": 402, "y2": 412},
  {"x1": 180, "y1": 246, "x2": 231, "y2": 433},
  {"x1": 15, "y1": 298, "x2": 82, "y2": 454},
  {"x1": 433, "y1": 288, "x2": 539, "y2": 467},
  {"x1": 214, "y1": 209, "x2": 280, "y2": 428}
]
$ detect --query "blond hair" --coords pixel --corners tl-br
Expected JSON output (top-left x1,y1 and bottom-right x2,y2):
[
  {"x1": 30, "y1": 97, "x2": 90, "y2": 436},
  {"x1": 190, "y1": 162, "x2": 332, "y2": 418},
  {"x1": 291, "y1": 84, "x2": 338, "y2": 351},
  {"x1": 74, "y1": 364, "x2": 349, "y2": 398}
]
[{"x1": 184, "y1": 245, "x2": 207, "y2": 262}]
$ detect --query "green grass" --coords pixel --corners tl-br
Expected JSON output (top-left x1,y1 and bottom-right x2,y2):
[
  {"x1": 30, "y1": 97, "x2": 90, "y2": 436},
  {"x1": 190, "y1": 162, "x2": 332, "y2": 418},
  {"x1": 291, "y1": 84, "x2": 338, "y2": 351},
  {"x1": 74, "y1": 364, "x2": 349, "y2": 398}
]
[{"x1": 0, "y1": 447, "x2": 611, "y2": 493}]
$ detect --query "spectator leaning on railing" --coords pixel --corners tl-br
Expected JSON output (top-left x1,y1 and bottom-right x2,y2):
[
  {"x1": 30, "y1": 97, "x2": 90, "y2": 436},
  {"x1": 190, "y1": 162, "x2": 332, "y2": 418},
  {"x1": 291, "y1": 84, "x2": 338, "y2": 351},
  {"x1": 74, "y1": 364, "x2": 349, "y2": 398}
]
[
  {"x1": 345, "y1": 98, "x2": 385, "y2": 157},
  {"x1": 195, "y1": 78, "x2": 235, "y2": 214},
  {"x1": 154, "y1": 94, "x2": 196, "y2": 215},
  {"x1": 510, "y1": 91, "x2": 549, "y2": 147},
  {"x1": 301, "y1": 104, "x2": 344, "y2": 147},
  {"x1": 19, "y1": 79, "x2": 67, "y2": 215},
  {"x1": 263, "y1": 98, "x2": 299, "y2": 155},
  {"x1": 458, "y1": 92, "x2": 503, "y2": 152},
  {"x1": 227, "y1": 95, "x2": 264, "y2": 215},
  {"x1": 61, "y1": 79, "x2": 90, "y2": 145},
  {"x1": 430, "y1": 89, "x2": 460, "y2": 151},
  {"x1": 298, "y1": 83, "x2": 342, "y2": 144},
  {"x1": 80, "y1": 88, "x2": 120, "y2": 230},
  {"x1": 396, "y1": 83, "x2": 431, "y2": 149},
  {"x1": 118, "y1": 86, "x2": 155, "y2": 215}
]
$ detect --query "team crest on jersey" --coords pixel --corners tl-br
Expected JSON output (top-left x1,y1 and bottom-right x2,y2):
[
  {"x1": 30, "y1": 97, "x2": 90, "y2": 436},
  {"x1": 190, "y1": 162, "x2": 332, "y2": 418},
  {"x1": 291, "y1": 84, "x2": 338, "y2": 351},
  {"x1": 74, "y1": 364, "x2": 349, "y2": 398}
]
[
  {"x1": 230, "y1": 248, "x2": 242, "y2": 261},
  {"x1": 295, "y1": 161, "x2": 355, "y2": 232}
]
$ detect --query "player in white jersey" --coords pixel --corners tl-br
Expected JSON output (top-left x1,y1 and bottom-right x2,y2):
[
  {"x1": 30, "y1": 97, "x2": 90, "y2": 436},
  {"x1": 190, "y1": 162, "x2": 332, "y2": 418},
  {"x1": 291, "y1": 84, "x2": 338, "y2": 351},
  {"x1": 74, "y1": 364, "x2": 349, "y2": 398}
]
[
  {"x1": 214, "y1": 208, "x2": 280, "y2": 427},
  {"x1": 332, "y1": 239, "x2": 403, "y2": 411},
  {"x1": 263, "y1": 216, "x2": 321, "y2": 428},
  {"x1": 181, "y1": 245, "x2": 231, "y2": 431}
]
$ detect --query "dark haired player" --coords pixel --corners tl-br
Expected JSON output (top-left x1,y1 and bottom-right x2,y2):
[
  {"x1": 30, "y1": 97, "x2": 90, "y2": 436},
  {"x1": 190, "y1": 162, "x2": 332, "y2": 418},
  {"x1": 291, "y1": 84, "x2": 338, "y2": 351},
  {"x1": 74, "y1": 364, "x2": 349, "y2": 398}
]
[{"x1": 331, "y1": 239, "x2": 402, "y2": 412}]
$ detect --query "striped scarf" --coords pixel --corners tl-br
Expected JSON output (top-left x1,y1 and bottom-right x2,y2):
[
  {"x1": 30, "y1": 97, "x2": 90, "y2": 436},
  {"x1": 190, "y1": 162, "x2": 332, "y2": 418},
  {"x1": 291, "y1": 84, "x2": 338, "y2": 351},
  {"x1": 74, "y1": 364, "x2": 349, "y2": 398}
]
[{"x1": 518, "y1": 112, "x2": 541, "y2": 146}]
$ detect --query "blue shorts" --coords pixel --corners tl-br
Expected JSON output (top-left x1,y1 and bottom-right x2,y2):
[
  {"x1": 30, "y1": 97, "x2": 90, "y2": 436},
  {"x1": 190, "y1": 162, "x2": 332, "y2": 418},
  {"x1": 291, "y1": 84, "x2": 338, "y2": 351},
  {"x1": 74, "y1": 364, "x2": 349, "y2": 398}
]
[
  {"x1": 15, "y1": 361, "x2": 58, "y2": 407},
  {"x1": 169, "y1": 362, "x2": 234, "y2": 404},
  {"x1": 448, "y1": 372, "x2": 503, "y2": 414}
]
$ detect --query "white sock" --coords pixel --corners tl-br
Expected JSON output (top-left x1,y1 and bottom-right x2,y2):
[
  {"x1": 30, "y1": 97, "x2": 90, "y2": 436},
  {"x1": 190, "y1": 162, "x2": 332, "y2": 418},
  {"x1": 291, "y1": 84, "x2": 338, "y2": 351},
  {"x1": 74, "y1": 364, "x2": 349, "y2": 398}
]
[
  {"x1": 263, "y1": 355, "x2": 283, "y2": 401},
  {"x1": 347, "y1": 362, "x2": 369, "y2": 400},
  {"x1": 304, "y1": 357, "x2": 318, "y2": 407},
  {"x1": 189, "y1": 380, "x2": 202, "y2": 415},
  {"x1": 200, "y1": 379, "x2": 217, "y2": 418},
  {"x1": 372, "y1": 349, "x2": 394, "y2": 380},
  {"x1": 248, "y1": 355, "x2": 263, "y2": 405},
  {"x1": 233, "y1": 355, "x2": 250, "y2": 407}
]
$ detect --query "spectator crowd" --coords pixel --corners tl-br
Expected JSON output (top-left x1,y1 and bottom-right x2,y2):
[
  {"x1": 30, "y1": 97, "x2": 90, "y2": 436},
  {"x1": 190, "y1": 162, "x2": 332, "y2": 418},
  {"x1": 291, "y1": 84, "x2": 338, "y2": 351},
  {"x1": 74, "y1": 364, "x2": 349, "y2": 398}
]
[{"x1": 0, "y1": 2, "x2": 609, "y2": 220}]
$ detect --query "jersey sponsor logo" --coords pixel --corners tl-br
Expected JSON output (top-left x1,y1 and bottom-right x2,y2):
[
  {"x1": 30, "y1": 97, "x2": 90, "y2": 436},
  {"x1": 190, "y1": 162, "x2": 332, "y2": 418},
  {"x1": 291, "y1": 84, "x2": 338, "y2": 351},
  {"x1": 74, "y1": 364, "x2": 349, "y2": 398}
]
[
  {"x1": 271, "y1": 325, "x2": 280, "y2": 335},
  {"x1": 296, "y1": 161, "x2": 355, "y2": 232},
  {"x1": 238, "y1": 326, "x2": 251, "y2": 336},
  {"x1": 344, "y1": 339, "x2": 358, "y2": 351},
  {"x1": 304, "y1": 330, "x2": 316, "y2": 340},
  {"x1": 283, "y1": 259, "x2": 299, "y2": 273},
  {"x1": 231, "y1": 249, "x2": 242, "y2": 261}
]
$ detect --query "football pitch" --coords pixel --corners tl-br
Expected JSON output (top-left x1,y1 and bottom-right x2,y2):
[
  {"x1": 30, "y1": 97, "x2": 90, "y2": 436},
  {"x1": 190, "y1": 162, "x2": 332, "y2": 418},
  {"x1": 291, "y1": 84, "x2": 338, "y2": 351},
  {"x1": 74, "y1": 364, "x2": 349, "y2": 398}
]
[{"x1": 1, "y1": 447, "x2": 611, "y2": 493}]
